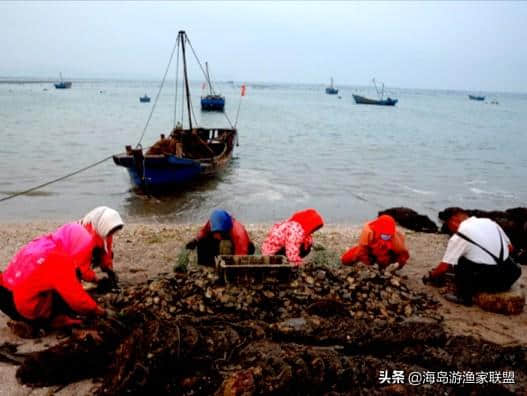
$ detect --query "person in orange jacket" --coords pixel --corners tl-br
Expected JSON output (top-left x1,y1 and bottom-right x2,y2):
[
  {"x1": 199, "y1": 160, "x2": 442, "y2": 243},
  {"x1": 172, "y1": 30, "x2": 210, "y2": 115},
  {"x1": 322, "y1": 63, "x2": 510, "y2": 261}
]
[
  {"x1": 186, "y1": 209, "x2": 255, "y2": 266},
  {"x1": 261, "y1": 209, "x2": 324, "y2": 265},
  {"x1": 80, "y1": 206, "x2": 124, "y2": 285},
  {"x1": 341, "y1": 215, "x2": 409, "y2": 270},
  {"x1": 0, "y1": 223, "x2": 106, "y2": 329}
]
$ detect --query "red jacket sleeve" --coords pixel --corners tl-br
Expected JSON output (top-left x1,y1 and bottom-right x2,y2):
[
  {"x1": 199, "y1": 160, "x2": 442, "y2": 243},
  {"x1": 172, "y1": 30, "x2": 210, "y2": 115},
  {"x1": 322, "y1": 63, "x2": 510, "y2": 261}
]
[
  {"x1": 49, "y1": 255, "x2": 98, "y2": 315},
  {"x1": 231, "y1": 220, "x2": 251, "y2": 255},
  {"x1": 196, "y1": 221, "x2": 212, "y2": 241}
]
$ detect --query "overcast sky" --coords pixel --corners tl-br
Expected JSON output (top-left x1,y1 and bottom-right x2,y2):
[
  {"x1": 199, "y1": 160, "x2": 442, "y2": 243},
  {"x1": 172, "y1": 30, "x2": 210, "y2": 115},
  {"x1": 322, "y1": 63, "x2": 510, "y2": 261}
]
[{"x1": 1, "y1": 1, "x2": 526, "y2": 92}]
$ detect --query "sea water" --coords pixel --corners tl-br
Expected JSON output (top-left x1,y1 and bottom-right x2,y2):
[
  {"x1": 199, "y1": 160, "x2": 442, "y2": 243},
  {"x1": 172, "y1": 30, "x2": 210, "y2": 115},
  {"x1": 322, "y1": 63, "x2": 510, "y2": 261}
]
[{"x1": 0, "y1": 80, "x2": 525, "y2": 224}]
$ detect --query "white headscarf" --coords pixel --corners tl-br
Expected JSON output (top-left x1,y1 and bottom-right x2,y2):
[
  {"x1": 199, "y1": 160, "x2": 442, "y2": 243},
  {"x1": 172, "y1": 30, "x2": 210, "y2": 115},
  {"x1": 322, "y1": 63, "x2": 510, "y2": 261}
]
[{"x1": 80, "y1": 207, "x2": 124, "y2": 251}]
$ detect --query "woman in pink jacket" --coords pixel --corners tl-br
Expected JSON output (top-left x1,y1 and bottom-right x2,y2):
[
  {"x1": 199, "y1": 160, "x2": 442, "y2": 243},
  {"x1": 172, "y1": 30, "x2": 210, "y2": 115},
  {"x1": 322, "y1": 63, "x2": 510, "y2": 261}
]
[
  {"x1": 261, "y1": 209, "x2": 324, "y2": 265},
  {"x1": 0, "y1": 223, "x2": 106, "y2": 329}
]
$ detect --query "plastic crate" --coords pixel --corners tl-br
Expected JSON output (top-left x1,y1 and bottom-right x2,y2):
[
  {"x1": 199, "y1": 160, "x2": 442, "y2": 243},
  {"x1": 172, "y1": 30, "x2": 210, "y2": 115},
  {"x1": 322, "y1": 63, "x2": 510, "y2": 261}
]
[{"x1": 215, "y1": 255, "x2": 297, "y2": 284}]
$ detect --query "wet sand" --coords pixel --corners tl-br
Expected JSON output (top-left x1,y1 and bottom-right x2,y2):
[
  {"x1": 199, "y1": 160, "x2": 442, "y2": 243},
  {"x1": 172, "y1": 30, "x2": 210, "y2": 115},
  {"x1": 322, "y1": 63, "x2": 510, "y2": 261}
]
[{"x1": 0, "y1": 222, "x2": 526, "y2": 394}]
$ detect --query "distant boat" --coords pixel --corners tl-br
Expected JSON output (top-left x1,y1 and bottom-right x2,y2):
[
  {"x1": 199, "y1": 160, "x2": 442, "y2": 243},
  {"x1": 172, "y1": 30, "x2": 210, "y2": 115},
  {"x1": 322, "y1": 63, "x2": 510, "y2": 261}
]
[
  {"x1": 139, "y1": 94, "x2": 151, "y2": 103},
  {"x1": 469, "y1": 95, "x2": 485, "y2": 101},
  {"x1": 353, "y1": 94, "x2": 398, "y2": 106},
  {"x1": 54, "y1": 73, "x2": 72, "y2": 89},
  {"x1": 114, "y1": 31, "x2": 237, "y2": 192},
  {"x1": 325, "y1": 77, "x2": 338, "y2": 95},
  {"x1": 201, "y1": 62, "x2": 225, "y2": 111},
  {"x1": 353, "y1": 78, "x2": 398, "y2": 106}
]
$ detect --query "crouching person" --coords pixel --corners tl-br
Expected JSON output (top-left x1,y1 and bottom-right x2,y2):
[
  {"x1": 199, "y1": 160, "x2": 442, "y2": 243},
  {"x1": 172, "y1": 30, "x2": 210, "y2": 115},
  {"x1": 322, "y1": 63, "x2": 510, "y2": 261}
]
[
  {"x1": 186, "y1": 209, "x2": 254, "y2": 266},
  {"x1": 0, "y1": 223, "x2": 106, "y2": 331},
  {"x1": 261, "y1": 209, "x2": 324, "y2": 266},
  {"x1": 341, "y1": 215, "x2": 409, "y2": 271},
  {"x1": 424, "y1": 210, "x2": 521, "y2": 306}
]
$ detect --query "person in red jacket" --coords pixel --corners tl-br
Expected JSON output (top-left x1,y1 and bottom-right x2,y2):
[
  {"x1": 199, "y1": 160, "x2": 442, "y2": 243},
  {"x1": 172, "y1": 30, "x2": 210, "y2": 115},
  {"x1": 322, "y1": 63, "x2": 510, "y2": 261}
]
[
  {"x1": 261, "y1": 209, "x2": 324, "y2": 265},
  {"x1": 0, "y1": 223, "x2": 106, "y2": 330},
  {"x1": 341, "y1": 215, "x2": 409, "y2": 271},
  {"x1": 186, "y1": 209, "x2": 255, "y2": 266}
]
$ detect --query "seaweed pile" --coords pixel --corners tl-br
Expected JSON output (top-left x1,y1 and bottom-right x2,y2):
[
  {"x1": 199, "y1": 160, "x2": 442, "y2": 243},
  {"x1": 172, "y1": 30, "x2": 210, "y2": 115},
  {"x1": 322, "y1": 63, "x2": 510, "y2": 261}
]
[{"x1": 13, "y1": 263, "x2": 527, "y2": 395}]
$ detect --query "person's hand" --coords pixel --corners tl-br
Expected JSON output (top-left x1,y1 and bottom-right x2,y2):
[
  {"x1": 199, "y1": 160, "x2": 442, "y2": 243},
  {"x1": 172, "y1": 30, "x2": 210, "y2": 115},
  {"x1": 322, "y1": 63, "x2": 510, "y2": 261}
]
[
  {"x1": 422, "y1": 272, "x2": 432, "y2": 284},
  {"x1": 106, "y1": 270, "x2": 119, "y2": 287},
  {"x1": 104, "y1": 308, "x2": 119, "y2": 319},
  {"x1": 186, "y1": 238, "x2": 198, "y2": 250},
  {"x1": 94, "y1": 306, "x2": 106, "y2": 316}
]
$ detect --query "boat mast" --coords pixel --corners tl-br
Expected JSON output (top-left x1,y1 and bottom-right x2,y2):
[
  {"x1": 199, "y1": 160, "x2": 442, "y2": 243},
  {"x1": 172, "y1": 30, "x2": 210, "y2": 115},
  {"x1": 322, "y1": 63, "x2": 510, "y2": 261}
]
[
  {"x1": 179, "y1": 30, "x2": 193, "y2": 130},
  {"x1": 330, "y1": 77, "x2": 334, "y2": 88},
  {"x1": 205, "y1": 61, "x2": 213, "y2": 95}
]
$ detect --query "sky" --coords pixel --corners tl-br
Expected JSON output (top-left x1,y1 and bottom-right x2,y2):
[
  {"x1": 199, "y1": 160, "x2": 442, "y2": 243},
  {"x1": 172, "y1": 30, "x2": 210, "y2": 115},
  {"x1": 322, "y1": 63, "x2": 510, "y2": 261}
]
[{"x1": 1, "y1": 1, "x2": 526, "y2": 92}]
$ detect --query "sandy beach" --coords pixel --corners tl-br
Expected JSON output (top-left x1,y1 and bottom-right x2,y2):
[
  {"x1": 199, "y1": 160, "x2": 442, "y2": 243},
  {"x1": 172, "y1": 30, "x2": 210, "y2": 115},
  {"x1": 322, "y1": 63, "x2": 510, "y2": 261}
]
[{"x1": 0, "y1": 222, "x2": 526, "y2": 394}]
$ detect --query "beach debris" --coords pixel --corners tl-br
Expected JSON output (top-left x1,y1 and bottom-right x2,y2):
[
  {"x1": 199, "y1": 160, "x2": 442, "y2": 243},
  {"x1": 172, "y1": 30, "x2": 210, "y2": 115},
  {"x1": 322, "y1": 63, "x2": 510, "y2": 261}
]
[
  {"x1": 9, "y1": 262, "x2": 527, "y2": 394},
  {"x1": 378, "y1": 207, "x2": 438, "y2": 233},
  {"x1": 473, "y1": 288, "x2": 525, "y2": 315},
  {"x1": 439, "y1": 206, "x2": 527, "y2": 264}
]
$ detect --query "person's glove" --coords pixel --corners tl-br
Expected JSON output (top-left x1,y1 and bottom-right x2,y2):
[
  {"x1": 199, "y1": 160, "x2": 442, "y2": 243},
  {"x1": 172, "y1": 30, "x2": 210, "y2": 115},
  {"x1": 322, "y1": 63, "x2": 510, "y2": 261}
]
[{"x1": 186, "y1": 238, "x2": 198, "y2": 250}]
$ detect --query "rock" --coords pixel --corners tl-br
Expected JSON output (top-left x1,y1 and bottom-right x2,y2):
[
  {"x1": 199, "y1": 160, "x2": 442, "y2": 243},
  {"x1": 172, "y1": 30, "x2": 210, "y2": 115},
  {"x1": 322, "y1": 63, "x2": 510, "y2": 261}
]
[{"x1": 378, "y1": 207, "x2": 438, "y2": 233}]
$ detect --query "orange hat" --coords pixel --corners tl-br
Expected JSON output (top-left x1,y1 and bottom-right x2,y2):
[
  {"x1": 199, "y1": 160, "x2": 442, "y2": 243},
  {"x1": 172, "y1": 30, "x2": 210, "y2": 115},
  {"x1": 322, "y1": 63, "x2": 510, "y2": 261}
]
[
  {"x1": 369, "y1": 215, "x2": 396, "y2": 242},
  {"x1": 289, "y1": 209, "x2": 324, "y2": 235}
]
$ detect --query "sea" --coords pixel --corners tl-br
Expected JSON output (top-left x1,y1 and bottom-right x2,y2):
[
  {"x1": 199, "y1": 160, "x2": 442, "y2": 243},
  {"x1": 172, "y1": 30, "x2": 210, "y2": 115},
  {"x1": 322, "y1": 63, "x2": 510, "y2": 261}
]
[{"x1": 0, "y1": 79, "x2": 526, "y2": 225}]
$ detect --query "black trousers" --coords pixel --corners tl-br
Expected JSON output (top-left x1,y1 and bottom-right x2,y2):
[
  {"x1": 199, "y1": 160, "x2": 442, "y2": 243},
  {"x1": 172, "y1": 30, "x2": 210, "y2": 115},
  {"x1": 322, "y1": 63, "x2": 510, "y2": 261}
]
[
  {"x1": 0, "y1": 285, "x2": 23, "y2": 321},
  {"x1": 455, "y1": 257, "x2": 522, "y2": 304},
  {"x1": 196, "y1": 236, "x2": 255, "y2": 266}
]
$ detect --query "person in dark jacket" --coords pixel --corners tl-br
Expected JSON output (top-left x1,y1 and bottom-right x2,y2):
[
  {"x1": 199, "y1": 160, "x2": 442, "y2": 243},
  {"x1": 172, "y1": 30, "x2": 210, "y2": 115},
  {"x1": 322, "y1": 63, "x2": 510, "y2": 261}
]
[{"x1": 186, "y1": 209, "x2": 254, "y2": 266}]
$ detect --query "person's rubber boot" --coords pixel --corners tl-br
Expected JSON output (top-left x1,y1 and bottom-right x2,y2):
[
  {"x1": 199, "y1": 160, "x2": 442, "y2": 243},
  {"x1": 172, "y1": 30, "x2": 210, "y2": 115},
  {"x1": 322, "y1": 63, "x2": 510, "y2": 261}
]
[{"x1": 444, "y1": 293, "x2": 472, "y2": 306}]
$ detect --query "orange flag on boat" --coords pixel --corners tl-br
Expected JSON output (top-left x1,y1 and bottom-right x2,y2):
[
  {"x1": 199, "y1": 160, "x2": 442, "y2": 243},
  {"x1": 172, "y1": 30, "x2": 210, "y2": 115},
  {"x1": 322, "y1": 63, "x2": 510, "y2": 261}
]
[{"x1": 240, "y1": 84, "x2": 246, "y2": 97}]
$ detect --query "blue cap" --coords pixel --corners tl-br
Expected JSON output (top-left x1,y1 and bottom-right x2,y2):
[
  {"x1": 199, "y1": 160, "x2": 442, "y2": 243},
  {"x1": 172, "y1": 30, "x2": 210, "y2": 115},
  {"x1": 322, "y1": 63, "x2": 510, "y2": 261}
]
[{"x1": 210, "y1": 209, "x2": 233, "y2": 233}]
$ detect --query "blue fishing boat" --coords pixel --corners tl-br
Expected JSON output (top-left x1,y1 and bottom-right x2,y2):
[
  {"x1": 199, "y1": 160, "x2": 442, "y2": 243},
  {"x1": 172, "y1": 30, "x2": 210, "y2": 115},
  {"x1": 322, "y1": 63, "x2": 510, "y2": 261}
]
[
  {"x1": 139, "y1": 94, "x2": 151, "y2": 103},
  {"x1": 201, "y1": 62, "x2": 225, "y2": 111},
  {"x1": 469, "y1": 95, "x2": 485, "y2": 101},
  {"x1": 353, "y1": 78, "x2": 398, "y2": 106},
  {"x1": 113, "y1": 31, "x2": 237, "y2": 192},
  {"x1": 325, "y1": 77, "x2": 338, "y2": 95},
  {"x1": 54, "y1": 73, "x2": 72, "y2": 89}
]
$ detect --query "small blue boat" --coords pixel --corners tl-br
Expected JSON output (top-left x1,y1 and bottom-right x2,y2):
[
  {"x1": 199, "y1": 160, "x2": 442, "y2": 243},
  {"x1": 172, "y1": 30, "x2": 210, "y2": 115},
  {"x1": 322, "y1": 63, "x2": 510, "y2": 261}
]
[
  {"x1": 325, "y1": 77, "x2": 338, "y2": 95},
  {"x1": 113, "y1": 127, "x2": 237, "y2": 191},
  {"x1": 201, "y1": 61, "x2": 225, "y2": 111},
  {"x1": 201, "y1": 94, "x2": 225, "y2": 111},
  {"x1": 469, "y1": 95, "x2": 485, "y2": 101},
  {"x1": 54, "y1": 73, "x2": 72, "y2": 89},
  {"x1": 139, "y1": 94, "x2": 151, "y2": 103}
]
